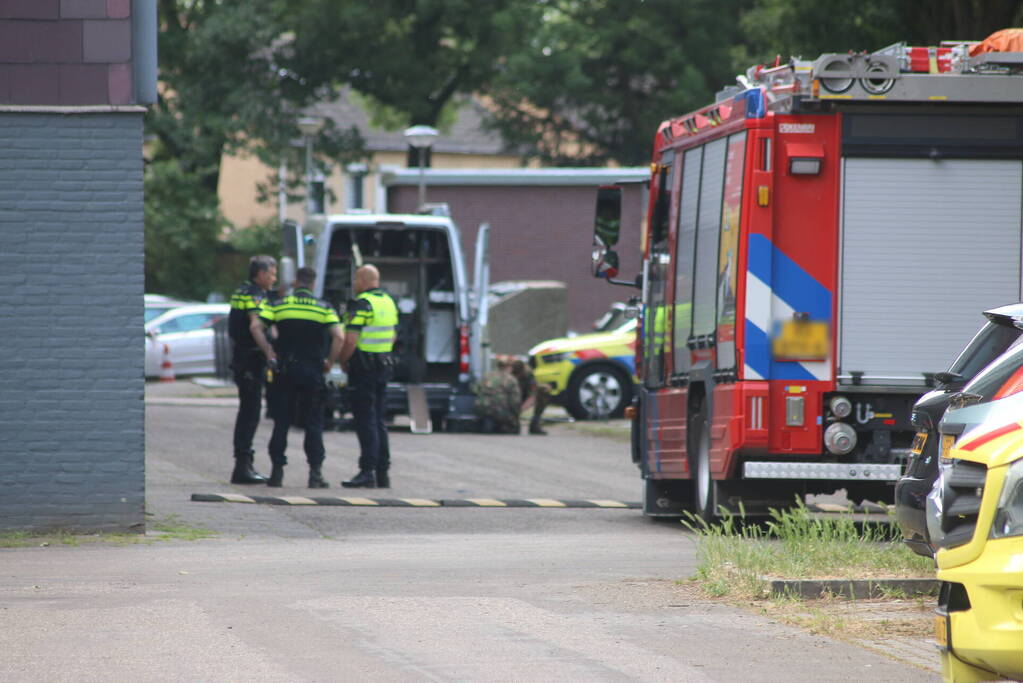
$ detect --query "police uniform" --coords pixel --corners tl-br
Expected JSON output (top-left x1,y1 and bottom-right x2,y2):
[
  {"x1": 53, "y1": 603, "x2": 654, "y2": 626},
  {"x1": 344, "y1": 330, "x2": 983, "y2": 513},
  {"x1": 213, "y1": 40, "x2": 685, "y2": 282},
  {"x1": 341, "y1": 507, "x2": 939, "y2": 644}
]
[
  {"x1": 228, "y1": 280, "x2": 270, "y2": 481},
  {"x1": 343, "y1": 288, "x2": 398, "y2": 487},
  {"x1": 258, "y1": 288, "x2": 341, "y2": 483}
]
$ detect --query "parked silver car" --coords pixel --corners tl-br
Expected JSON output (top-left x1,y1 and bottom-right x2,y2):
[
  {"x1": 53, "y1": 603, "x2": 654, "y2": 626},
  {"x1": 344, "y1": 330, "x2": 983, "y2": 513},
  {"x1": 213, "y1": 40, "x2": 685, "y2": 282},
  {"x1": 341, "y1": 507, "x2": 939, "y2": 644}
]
[{"x1": 144, "y1": 303, "x2": 229, "y2": 377}]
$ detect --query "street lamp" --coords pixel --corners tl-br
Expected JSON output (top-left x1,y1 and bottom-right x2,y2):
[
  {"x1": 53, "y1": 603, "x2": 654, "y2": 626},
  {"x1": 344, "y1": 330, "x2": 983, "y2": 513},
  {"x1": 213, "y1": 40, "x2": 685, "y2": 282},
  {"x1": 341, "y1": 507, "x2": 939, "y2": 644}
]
[
  {"x1": 297, "y1": 116, "x2": 325, "y2": 217},
  {"x1": 403, "y1": 124, "x2": 438, "y2": 209}
]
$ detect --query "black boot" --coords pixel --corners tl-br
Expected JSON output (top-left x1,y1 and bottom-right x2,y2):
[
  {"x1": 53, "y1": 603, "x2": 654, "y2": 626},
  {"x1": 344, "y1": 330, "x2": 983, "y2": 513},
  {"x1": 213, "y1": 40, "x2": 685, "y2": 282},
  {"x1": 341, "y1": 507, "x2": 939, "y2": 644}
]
[
  {"x1": 231, "y1": 455, "x2": 267, "y2": 484},
  {"x1": 529, "y1": 416, "x2": 547, "y2": 435},
  {"x1": 266, "y1": 464, "x2": 284, "y2": 487},
  {"x1": 375, "y1": 471, "x2": 390, "y2": 489},
  {"x1": 308, "y1": 467, "x2": 329, "y2": 489},
  {"x1": 341, "y1": 470, "x2": 376, "y2": 488}
]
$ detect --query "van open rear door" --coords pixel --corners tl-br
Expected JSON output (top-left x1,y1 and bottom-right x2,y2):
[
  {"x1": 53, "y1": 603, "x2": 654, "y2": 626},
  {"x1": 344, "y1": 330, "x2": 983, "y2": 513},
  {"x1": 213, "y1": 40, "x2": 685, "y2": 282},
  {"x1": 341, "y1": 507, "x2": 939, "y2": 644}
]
[{"x1": 470, "y1": 223, "x2": 491, "y2": 382}]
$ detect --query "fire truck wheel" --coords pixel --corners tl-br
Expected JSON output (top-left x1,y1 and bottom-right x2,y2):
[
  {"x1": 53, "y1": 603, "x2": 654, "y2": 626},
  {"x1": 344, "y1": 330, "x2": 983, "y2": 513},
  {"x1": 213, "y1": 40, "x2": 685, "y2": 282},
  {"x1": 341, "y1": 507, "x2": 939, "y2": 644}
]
[
  {"x1": 690, "y1": 407, "x2": 718, "y2": 523},
  {"x1": 565, "y1": 363, "x2": 632, "y2": 420}
]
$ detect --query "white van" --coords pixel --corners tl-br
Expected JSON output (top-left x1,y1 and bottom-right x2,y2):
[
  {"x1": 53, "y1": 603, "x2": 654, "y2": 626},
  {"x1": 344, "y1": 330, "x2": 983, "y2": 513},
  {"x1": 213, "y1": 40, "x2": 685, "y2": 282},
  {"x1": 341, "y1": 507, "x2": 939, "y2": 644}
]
[{"x1": 283, "y1": 208, "x2": 489, "y2": 432}]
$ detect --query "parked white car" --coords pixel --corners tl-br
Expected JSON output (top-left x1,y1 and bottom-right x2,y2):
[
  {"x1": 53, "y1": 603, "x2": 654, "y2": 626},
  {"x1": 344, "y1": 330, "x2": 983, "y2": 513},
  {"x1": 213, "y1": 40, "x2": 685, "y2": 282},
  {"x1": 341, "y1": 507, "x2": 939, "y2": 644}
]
[
  {"x1": 144, "y1": 293, "x2": 196, "y2": 323},
  {"x1": 145, "y1": 303, "x2": 229, "y2": 378}
]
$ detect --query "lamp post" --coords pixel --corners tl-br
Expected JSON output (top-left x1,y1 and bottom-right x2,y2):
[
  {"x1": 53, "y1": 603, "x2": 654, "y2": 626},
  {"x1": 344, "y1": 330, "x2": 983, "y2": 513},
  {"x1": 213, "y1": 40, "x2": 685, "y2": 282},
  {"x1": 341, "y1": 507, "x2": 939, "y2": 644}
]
[
  {"x1": 297, "y1": 116, "x2": 325, "y2": 217},
  {"x1": 403, "y1": 125, "x2": 438, "y2": 209}
]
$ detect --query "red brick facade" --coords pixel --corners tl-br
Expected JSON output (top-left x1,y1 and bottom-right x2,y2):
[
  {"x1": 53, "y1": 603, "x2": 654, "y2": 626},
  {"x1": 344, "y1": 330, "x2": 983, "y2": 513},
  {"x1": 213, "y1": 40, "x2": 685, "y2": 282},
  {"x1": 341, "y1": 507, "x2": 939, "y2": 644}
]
[
  {"x1": 388, "y1": 183, "x2": 645, "y2": 332},
  {"x1": 0, "y1": 0, "x2": 133, "y2": 105}
]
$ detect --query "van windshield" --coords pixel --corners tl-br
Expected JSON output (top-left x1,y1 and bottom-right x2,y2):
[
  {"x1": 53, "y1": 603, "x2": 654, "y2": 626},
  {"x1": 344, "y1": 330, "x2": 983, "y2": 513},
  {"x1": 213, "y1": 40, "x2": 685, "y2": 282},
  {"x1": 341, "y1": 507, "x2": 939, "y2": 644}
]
[
  {"x1": 960, "y1": 338, "x2": 1023, "y2": 401},
  {"x1": 947, "y1": 320, "x2": 1023, "y2": 382}
]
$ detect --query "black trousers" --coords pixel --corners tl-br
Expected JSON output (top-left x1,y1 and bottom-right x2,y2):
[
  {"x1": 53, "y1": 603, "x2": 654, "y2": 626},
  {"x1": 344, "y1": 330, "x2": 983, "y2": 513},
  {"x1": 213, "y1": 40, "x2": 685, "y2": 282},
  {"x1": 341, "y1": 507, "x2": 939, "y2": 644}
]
[
  {"x1": 268, "y1": 361, "x2": 326, "y2": 468},
  {"x1": 350, "y1": 367, "x2": 390, "y2": 474},
  {"x1": 232, "y1": 354, "x2": 264, "y2": 459}
]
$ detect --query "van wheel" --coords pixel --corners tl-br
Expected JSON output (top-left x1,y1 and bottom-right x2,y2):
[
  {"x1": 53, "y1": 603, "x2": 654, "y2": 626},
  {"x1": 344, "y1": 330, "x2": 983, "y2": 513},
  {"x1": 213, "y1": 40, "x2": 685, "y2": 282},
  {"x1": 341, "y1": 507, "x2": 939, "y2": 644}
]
[
  {"x1": 689, "y1": 405, "x2": 718, "y2": 524},
  {"x1": 566, "y1": 364, "x2": 631, "y2": 420}
]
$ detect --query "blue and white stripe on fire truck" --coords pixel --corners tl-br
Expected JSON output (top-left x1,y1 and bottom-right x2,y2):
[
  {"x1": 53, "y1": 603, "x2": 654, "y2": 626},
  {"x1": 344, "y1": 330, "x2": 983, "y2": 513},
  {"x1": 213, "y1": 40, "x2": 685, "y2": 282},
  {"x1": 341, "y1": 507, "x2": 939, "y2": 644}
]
[{"x1": 743, "y1": 233, "x2": 831, "y2": 381}]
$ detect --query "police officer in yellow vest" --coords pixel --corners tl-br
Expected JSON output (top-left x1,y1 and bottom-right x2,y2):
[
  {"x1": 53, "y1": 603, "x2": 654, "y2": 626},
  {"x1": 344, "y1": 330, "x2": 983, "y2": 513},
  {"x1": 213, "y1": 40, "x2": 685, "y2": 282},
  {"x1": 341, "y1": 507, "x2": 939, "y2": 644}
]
[
  {"x1": 250, "y1": 267, "x2": 343, "y2": 488},
  {"x1": 340, "y1": 264, "x2": 398, "y2": 489}
]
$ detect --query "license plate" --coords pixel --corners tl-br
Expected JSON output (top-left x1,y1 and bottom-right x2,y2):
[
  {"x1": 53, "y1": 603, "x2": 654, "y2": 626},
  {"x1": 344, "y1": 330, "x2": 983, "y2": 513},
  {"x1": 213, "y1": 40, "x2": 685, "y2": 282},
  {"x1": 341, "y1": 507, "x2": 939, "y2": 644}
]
[
  {"x1": 941, "y1": 434, "x2": 957, "y2": 459},
  {"x1": 911, "y1": 431, "x2": 928, "y2": 456},
  {"x1": 934, "y1": 614, "x2": 950, "y2": 651},
  {"x1": 772, "y1": 320, "x2": 830, "y2": 361}
]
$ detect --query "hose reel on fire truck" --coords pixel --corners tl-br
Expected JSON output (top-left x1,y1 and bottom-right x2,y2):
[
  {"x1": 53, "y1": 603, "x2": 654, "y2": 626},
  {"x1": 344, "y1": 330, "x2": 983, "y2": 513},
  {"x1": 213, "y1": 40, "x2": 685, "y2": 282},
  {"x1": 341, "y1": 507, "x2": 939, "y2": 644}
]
[{"x1": 813, "y1": 53, "x2": 900, "y2": 95}]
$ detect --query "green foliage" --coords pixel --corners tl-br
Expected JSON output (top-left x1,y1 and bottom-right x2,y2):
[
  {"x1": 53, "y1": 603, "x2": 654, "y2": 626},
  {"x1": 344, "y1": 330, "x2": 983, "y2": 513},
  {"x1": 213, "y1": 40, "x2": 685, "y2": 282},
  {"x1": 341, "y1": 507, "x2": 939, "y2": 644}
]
[
  {"x1": 684, "y1": 499, "x2": 935, "y2": 599},
  {"x1": 485, "y1": 0, "x2": 753, "y2": 166},
  {"x1": 144, "y1": 159, "x2": 225, "y2": 301},
  {"x1": 287, "y1": 0, "x2": 537, "y2": 128}
]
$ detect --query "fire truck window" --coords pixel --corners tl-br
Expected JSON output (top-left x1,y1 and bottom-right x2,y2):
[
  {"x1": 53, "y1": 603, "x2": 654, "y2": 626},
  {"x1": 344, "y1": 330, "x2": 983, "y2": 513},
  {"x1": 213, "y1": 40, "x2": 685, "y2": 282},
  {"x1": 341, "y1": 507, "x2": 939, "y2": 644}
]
[
  {"x1": 760, "y1": 137, "x2": 772, "y2": 172},
  {"x1": 716, "y1": 132, "x2": 747, "y2": 371},
  {"x1": 692, "y1": 137, "x2": 727, "y2": 338},
  {"x1": 673, "y1": 146, "x2": 703, "y2": 376},
  {"x1": 642, "y1": 150, "x2": 675, "y2": 387}
]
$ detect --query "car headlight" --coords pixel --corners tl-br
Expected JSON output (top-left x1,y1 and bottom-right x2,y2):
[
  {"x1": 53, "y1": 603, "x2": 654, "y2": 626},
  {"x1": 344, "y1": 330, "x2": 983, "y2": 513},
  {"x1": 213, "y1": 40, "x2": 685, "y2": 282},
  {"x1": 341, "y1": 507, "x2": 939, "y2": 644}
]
[
  {"x1": 991, "y1": 457, "x2": 1023, "y2": 539},
  {"x1": 539, "y1": 352, "x2": 569, "y2": 364}
]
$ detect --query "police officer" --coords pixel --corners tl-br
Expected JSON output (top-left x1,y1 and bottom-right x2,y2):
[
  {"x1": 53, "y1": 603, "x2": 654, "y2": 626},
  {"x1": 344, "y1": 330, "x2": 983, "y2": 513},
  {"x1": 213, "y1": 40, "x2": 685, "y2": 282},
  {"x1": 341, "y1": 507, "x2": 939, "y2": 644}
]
[
  {"x1": 250, "y1": 267, "x2": 343, "y2": 488},
  {"x1": 227, "y1": 255, "x2": 277, "y2": 484},
  {"x1": 340, "y1": 264, "x2": 398, "y2": 489}
]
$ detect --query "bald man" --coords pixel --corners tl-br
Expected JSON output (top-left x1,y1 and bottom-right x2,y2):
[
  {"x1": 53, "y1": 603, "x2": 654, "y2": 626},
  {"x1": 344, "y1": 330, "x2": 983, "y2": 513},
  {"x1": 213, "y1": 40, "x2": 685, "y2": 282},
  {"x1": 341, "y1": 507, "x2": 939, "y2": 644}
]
[{"x1": 340, "y1": 265, "x2": 399, "y2": 488}]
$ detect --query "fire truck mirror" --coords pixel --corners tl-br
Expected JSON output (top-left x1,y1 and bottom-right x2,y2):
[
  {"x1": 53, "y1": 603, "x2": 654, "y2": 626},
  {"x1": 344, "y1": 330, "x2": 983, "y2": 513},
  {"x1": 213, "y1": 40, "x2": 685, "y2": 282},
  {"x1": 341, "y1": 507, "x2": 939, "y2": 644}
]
[
  {"x1": 591, "y1": 247, "x2": 620, "y2": 280},
  {"x1": 594, "y1": 185, "x2": 622, "y2": 247}
]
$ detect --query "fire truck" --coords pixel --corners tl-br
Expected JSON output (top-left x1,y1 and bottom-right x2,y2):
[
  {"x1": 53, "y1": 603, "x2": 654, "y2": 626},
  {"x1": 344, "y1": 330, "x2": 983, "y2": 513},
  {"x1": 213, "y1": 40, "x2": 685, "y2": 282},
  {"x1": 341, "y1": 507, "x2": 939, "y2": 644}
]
[{"x1": 590, "y1": 35, "x2": 1023, "y2": 519}]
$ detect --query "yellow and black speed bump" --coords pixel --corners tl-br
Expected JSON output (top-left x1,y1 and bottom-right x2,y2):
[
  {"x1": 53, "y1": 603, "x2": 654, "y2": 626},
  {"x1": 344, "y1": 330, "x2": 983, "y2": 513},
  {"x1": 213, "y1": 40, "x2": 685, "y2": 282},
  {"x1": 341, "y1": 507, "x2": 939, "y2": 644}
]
[{"x1": 191, "y1": 493, "x2": 640, "y2": 509}]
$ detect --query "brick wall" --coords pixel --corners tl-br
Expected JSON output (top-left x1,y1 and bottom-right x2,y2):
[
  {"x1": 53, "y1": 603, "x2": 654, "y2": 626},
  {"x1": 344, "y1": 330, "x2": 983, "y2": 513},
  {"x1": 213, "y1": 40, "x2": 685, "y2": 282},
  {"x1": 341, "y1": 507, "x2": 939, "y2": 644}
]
[
  {"x1": 0, "y1": 0, "x2": 134, "y2": 105},
  {"x1": 0, "y1": 112, "x2": 145, "y2": 532},
  {"x1": 389, "y1": 184, "x2": 645, "y2": 332}
]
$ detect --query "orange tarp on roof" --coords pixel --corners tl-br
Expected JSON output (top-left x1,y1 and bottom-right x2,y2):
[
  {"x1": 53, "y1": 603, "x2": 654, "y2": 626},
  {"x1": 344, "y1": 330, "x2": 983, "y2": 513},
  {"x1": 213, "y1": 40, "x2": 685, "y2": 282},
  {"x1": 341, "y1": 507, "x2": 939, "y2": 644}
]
[{"x1": 969, "y1": 28, "x2": 1023, "y2": 56}]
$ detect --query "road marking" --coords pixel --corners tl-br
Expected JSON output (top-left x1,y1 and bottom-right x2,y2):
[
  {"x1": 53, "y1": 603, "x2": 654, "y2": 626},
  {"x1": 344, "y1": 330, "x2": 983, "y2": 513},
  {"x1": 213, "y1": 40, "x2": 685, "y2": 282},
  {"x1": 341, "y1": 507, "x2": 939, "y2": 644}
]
[{"x1": 279, "y1": 496, "x2": 318, "y2": 505}]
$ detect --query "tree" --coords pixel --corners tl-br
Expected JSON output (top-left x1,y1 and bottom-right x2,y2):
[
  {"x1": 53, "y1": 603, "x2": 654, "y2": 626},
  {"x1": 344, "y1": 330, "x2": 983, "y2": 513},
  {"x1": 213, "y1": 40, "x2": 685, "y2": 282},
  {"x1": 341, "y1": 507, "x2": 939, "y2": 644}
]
[
  {"x1": 483, "y1": 0, "x2": 753, "y2": 166},
  {"x1": 146, "y1": 0, "x2": 363, "y2": 298},
  {"x1": 284, "y1": 0, "x2": 537, "y2": 165},
  {"x1": 739, "y1": 0, "x2": 1023, "y2": 63}
]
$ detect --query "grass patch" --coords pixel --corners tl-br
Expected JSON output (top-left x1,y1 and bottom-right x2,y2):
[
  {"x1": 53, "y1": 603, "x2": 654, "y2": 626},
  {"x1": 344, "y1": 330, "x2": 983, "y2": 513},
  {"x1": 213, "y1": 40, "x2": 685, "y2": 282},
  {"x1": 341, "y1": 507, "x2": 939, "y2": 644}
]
[
  {"x1": 0, "y1": 515, "x2": 216, "y2": 548},
  {"x1": 684, "y1": 499, "x2": 935, "y2": 601},
  {"x1": 683, "y1": 499, "x2": 937, "y2": 645}
]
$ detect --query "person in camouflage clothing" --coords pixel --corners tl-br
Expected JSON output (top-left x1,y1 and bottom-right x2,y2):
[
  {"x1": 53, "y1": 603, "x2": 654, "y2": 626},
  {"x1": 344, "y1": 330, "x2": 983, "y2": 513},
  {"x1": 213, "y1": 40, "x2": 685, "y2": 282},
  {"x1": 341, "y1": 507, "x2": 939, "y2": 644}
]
[{"x1": 474, "y1": 357, "x2": 522, "y2": 434}]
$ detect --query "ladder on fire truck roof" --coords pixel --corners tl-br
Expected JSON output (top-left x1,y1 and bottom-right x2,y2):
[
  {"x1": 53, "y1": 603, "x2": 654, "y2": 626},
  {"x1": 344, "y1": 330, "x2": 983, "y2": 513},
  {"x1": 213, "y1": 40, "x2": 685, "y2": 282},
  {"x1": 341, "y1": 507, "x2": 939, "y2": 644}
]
[{"x1": 736, "y1": 40, "x2": 1023, "y2": 109}]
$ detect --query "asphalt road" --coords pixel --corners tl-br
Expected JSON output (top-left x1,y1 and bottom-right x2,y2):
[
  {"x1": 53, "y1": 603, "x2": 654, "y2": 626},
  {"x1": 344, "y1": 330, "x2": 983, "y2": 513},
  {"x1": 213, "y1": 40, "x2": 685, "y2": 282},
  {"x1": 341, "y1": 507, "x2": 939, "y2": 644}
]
[{"x1": 0, "y1": 382, "x2": 940, "y2": 682}]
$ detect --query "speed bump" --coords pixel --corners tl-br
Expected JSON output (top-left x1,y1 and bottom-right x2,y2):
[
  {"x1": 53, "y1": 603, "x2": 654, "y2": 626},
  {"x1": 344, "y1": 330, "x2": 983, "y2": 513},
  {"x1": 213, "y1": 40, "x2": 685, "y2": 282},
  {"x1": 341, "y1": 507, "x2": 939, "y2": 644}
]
[{"x1": 191, "y1": 493, "x2": 640, "y2": 508}]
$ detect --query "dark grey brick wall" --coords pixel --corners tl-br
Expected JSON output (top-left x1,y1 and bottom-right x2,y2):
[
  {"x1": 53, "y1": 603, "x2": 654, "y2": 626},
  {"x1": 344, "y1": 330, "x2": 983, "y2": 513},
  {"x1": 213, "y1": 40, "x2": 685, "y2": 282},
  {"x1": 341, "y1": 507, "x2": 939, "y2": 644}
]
[{"x1": 0, "y1": 112, "x2": 144, "y2": 532}]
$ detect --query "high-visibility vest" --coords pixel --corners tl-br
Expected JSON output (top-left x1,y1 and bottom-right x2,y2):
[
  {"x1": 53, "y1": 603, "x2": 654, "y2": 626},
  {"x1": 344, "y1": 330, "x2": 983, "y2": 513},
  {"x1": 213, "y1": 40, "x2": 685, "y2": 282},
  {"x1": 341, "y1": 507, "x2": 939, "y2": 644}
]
[{"x1": 353, "y1": 290, "x2": 398, "y2": 353}]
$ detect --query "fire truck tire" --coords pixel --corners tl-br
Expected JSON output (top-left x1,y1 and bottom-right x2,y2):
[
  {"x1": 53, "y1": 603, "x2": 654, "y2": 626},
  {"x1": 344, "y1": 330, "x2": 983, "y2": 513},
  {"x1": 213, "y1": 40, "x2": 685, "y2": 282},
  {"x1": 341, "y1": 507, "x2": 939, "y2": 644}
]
[
  {"x1": 689, "y1": 407, "x2": 718, "y2": 523},
  {"x1": 565, "y1": 363, "x2": 632, "y2": 420}
]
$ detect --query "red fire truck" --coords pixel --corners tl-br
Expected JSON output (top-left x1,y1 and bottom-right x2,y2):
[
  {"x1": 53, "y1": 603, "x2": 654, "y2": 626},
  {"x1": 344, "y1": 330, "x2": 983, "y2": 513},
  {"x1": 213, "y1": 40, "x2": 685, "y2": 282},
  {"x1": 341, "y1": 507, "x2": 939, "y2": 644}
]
[{"x1": 591, "y1": 37, "x2": 1023, "y2": 519}]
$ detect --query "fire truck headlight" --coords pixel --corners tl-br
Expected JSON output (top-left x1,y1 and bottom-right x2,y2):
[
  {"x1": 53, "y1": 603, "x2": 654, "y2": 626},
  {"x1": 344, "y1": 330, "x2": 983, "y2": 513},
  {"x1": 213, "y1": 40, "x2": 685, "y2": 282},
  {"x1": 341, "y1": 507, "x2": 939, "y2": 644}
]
[
  {"x1": 829, "y1": 395, "x2": 852, "y2": 419},
  {"x1": 824, "y1": 422, "x2": 857, "y2": 455}
]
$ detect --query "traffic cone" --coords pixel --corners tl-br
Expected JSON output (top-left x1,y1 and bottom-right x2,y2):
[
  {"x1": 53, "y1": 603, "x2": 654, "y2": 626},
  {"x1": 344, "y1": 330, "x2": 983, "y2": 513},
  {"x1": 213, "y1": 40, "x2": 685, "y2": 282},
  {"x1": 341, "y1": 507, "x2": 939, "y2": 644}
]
[{"x1": 159, "y1": 343, "x2": 176, "y2": 382}]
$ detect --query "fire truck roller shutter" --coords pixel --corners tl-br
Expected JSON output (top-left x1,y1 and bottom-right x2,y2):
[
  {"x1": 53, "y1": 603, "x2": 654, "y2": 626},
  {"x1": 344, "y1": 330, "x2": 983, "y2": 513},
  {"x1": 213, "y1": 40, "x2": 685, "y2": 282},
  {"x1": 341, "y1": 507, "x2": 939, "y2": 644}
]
[{"x1": 840, "y1": 158, "x2": 1023, "y2": 383}]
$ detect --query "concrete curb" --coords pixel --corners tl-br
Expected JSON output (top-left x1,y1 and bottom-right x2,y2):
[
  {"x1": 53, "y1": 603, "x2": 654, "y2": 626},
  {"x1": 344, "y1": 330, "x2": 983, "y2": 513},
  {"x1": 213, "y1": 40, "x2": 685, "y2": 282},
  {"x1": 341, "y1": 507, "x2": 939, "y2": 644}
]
[
  {"x1": 769, "y1": 578, "x2": 939, "y2": 599},
  {"x1": 191, "y1": 493, "x2": 642, "y2": 508}
]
